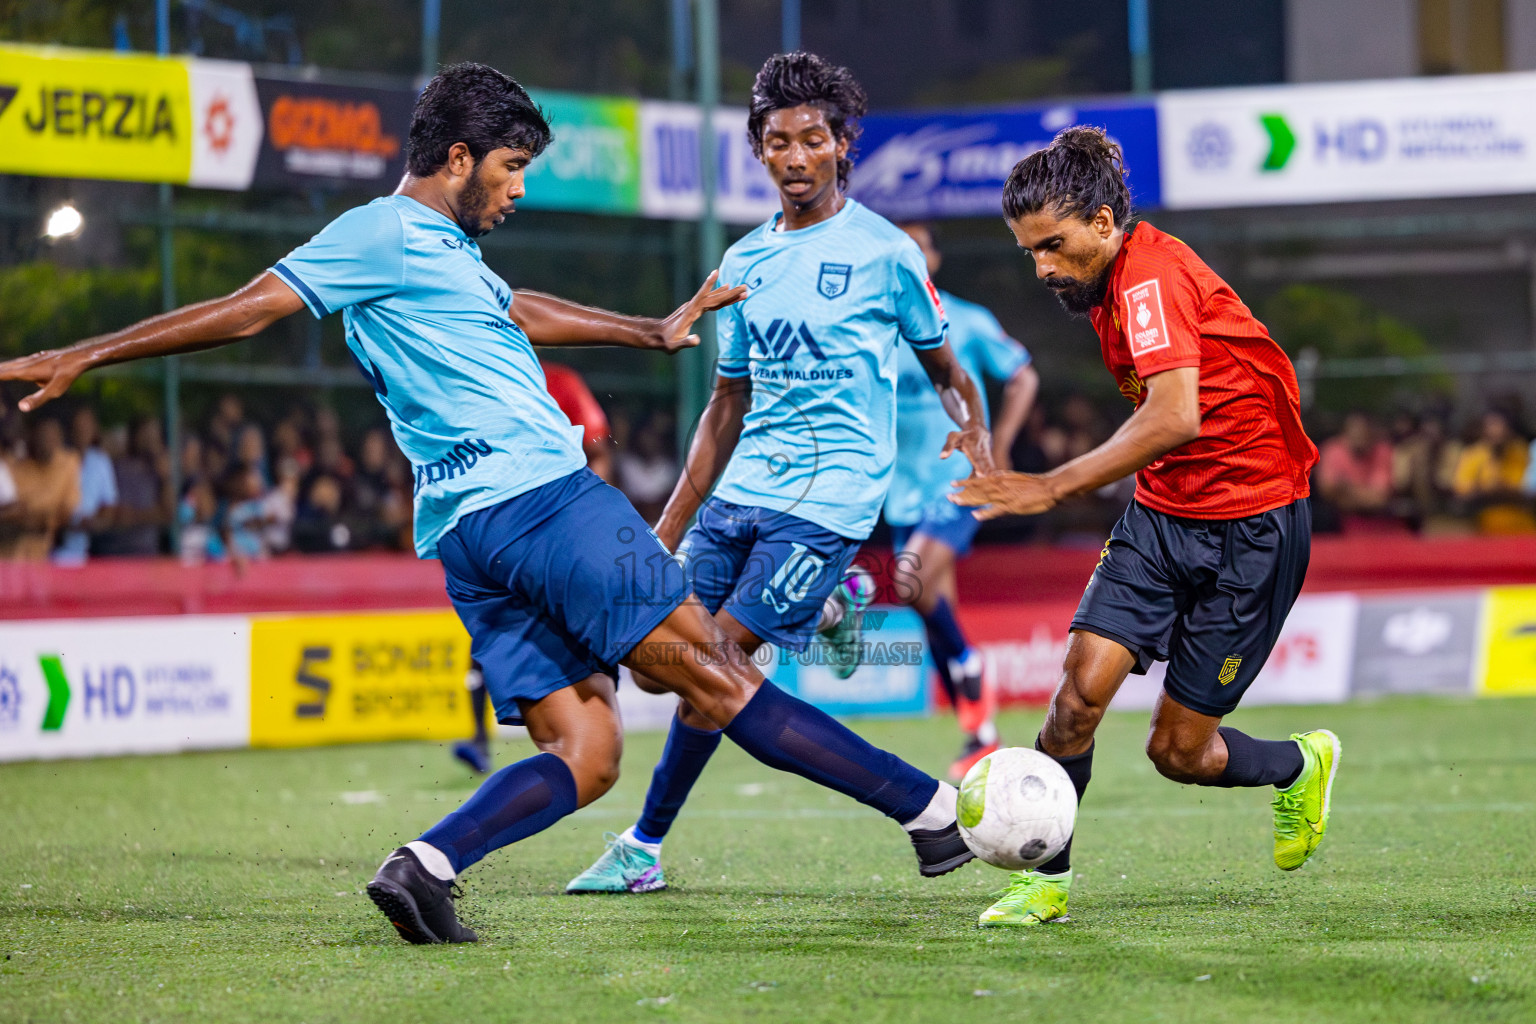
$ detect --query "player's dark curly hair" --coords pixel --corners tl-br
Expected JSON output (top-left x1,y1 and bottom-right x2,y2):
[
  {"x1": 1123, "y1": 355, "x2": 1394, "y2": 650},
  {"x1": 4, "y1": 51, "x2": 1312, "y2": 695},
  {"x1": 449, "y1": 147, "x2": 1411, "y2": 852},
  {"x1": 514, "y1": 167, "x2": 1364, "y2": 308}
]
[
  {"x1": 1002, "y1": 126, "x2": 1132, "y2": 227},
  {"x1": 405, "y1": 62, "x2": 552, "y2": 176},
  {"x1": 747, "y1": 52, "x2": 868, "y2": 191}
]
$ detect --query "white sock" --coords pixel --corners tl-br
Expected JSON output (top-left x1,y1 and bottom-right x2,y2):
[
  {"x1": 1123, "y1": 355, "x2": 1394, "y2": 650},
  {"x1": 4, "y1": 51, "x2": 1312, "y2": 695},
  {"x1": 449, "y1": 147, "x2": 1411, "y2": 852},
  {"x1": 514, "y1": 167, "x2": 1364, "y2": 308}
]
[
  {"x1": 902, "y1": 782, "x2": 958, "y2": 833},
  {"x1": 974, "y1": 719, "x2": 998, "y2": 746},
  {"x1": 621, "y1": 825, "x2": 663, "y2": 856},
  {"x1": 405, "y1": 840, "x2": 456, "y2": 881}
]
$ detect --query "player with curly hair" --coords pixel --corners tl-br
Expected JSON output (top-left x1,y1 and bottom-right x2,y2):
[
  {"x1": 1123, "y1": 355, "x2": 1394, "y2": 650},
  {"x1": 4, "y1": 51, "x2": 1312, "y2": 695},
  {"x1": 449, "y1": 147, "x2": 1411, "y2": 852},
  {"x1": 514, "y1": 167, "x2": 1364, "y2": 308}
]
[
  {"x1": 951, "y1": 126, "x2": 1339, "y2": 927},
  {"x1": 565, "y1": 52, "x2": 996, "y2": 895}
]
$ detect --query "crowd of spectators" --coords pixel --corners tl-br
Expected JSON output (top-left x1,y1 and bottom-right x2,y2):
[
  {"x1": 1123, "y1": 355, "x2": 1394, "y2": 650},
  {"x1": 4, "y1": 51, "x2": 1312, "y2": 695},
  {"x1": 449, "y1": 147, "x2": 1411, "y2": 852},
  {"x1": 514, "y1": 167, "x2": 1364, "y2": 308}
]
[{"x1": 0, "y1": 385, "x2": 1533, "y2": 565}]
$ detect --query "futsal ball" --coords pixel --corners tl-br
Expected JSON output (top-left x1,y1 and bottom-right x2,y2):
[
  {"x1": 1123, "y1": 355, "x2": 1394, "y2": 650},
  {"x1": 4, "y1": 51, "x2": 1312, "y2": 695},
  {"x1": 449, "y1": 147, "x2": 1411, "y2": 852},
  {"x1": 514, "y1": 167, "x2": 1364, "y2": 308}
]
[{"x1": 956, "y1": 747, "x2": 1077, "y2": 870}]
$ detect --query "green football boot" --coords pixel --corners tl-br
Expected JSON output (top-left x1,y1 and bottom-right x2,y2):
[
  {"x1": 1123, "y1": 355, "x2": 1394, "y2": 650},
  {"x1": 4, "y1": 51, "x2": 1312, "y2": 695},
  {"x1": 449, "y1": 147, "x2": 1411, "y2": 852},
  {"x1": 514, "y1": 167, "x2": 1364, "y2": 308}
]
[
  {"x1": 823, "y1": 565, "x2": 876, "y2": 680},
  {"x1": 977, "y1": 869, "x2": 1072, "y2": 927},
  {"x1": 1272, "y1": 729, "x2": 1341, "y2": 871},
  {"x1": 565, "y1": 831, "x2": 666, "y2": 894}
]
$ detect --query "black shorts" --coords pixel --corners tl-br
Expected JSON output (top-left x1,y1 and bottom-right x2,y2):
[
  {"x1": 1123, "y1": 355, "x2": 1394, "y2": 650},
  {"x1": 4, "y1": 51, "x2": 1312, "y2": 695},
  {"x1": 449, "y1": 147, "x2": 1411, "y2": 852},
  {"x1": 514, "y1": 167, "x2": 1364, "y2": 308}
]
[{"x1": 1071, "y1": 498, "x2": 1311, "y2": 718}]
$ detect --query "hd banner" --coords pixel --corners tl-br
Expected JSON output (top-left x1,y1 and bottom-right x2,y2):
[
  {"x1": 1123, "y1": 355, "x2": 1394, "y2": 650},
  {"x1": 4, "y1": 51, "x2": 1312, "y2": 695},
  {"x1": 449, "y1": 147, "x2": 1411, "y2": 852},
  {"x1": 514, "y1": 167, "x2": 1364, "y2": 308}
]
[
  {"x1": 849, "y1": 100, "x2": 1162, "y2": 220},
  {"x1": 0, "y1": 615, "x2": 251, "y2": 762},
  {"x1": 1158, "y1": 72, "x2": 1536, "y2": 209}
]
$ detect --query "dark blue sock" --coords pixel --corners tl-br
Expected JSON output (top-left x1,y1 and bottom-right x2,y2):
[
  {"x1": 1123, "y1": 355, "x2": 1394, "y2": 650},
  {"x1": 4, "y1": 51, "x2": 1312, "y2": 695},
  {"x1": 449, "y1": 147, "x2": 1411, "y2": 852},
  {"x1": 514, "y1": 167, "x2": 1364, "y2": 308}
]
[
  {"x1": 923, "y1": 597, "x2": 970, "y2": 675},
  {"x1": 634, "y1": 712, "x2": 723, "y2": 842},
  {"x1": 723, "y1": 681, "x2": 939, "y2": 823},
  {"x1": 417, "y1": 751, "x2": 578, "y2": 874}
]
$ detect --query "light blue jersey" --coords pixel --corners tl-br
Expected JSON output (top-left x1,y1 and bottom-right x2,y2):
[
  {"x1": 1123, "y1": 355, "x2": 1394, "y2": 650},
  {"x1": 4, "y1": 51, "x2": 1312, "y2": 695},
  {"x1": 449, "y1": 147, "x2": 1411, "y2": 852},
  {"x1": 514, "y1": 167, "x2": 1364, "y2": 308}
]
[
  {"x1": 885, "y1": 290, "x2": 1029, "y2": 527},
  {"x1": 711, "y1": 199, "x2": 947, "y2": 539},
  {"x1": 272, "y1": 195, "x2": 585, "y2": 558}
]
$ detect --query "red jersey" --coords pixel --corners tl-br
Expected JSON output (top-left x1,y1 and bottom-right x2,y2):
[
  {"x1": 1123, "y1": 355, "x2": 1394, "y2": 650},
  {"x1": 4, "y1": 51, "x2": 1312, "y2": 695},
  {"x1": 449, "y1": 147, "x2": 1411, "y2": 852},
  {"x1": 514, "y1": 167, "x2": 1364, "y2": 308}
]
[
  {"x1": 1088, "y1": 222, "x2": 1316, "y2": 519},
  {"x1": 541, "y1": 363, "x2": 611, "y2": 446}
]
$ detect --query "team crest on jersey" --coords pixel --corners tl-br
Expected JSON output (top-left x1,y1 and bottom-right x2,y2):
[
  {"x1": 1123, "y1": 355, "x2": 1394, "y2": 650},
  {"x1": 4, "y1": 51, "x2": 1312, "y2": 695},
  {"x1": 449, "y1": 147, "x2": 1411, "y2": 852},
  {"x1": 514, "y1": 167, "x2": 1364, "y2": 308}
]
[
  {"x1": 1123, "y1": 278, "x2": 1170, "y2": 356},
  {"x1": 1217, "y1": 656, "x2": 1243, "y2": 686},
  {"x1": 817, "y1": 262, "x2": 851, "y2": 299}
]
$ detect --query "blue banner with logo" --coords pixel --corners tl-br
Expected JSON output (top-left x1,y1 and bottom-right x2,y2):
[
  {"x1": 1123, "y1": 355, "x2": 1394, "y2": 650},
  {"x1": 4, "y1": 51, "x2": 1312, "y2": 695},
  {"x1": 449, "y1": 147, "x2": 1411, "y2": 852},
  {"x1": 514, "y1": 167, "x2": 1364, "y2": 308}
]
[{"x1": 849, "y1": 101, "x2": 1161, "y2": 220}]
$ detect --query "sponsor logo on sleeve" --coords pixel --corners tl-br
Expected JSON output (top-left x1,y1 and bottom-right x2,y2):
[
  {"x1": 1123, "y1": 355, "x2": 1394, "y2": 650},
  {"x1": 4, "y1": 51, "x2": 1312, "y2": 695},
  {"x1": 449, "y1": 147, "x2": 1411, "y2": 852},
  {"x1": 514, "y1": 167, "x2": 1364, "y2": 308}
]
[
  {"x1": 1123, "y1": 278, "x2": 1170, "y2": 356},
  {"x1": 924, "y1": 277, "x2": 946, "y2": 317}
]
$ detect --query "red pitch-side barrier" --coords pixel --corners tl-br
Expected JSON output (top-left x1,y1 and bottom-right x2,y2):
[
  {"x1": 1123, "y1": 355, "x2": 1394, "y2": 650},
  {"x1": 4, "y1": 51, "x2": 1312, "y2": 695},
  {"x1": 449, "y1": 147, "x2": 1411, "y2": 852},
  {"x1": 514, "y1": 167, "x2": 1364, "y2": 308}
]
[{"x1": 0, "y1": 534, "x2": 1534, "y2": 620}]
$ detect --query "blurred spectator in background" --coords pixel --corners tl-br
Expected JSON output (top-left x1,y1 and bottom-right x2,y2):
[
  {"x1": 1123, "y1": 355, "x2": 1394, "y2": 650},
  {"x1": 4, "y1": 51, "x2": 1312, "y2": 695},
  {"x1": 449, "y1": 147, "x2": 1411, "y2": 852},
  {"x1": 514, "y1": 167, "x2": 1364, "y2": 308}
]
[
  {"x1": 205, "y1": 393, "x2": 247, "y2": 458},
  {"x1": 54, "y1": 406, "x2": 119, "y2": 564},
  {"x1": 262, "y1": 457, "x2": 301, "y2": 554},
  {"x1": 292, "y1": 473, "x2": 351, "y2": 553},
  {"x1": 542, "y1": 360, "x2": 614, "y2": 482},
  {"x1": 97, "y1": 417, "x2": 171, "y2": 556},
  {"x1": 1317, "y1": 412, "x2": 1403, "y2": 534},
  {"x1": 223, "y1": 467, "x2": 270, "y2": 565},
  {"x1": 3, "y1": 418, "x2": 80, "y2": 560},
  {"x1": 270, "y1": 413, "x2": 312, "y2": 474},
  {"x1": 178, "y1": 476, "x2": 226, "y2": 564},
  {"x1": 617, "y1": 412, "x2": 679, "y2": 523},
  {"x1": 1389, "y1": 412, "x2": 1445, "y2": 530},
  {"x1": 347, "y1": 427, "x2": 410, "y2": 548},
  {"x1": 232, "y1": 423, "x2": 270, "y2": 487},
  {"x1": 1452, "y1": 410, "x2": 1534, "y2": 535},
  {"x1": 1040, "y1": 394, "x2": 1104, "y2": 467}
]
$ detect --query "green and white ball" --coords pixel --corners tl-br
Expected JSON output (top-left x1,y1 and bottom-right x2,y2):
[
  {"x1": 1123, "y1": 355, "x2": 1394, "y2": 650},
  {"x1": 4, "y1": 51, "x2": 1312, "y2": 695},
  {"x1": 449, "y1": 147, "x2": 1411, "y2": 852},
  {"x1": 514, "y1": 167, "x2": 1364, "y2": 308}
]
[{"x1": 956, "y1": 747, "x2": 1077, "y2": 870}]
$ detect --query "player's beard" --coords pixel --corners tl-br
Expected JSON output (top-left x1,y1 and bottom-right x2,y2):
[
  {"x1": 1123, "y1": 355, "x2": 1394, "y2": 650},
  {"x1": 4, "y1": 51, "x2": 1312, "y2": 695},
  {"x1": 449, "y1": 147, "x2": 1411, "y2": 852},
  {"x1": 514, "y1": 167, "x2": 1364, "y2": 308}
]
[
  {"x1": 1044, "y1": 265, "x2": 1111, "y2": 318},
  {"x1": 454, "y1": 163, "x2": 496, "y2": 238}
]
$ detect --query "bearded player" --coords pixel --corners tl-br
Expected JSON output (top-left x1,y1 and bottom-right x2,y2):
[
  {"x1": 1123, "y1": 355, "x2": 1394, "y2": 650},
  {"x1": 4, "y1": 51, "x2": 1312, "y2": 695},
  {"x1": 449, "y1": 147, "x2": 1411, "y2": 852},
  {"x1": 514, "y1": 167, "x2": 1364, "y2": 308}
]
[{"x1": 952, "y1": 127, "x2": 1340, "y2": 928}]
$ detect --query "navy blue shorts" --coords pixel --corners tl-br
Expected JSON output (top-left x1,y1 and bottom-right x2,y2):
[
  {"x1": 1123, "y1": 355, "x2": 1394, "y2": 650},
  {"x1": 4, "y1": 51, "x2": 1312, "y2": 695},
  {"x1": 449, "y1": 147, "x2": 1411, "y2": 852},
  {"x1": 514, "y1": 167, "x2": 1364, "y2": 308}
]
[
  {"x1": 1072, "y1": 498, "x2": 1311, "y2": 718},
  {"x1": 439, "y1": 468, "x2": 686, "y2": 725},
  {"x1": 677, "y1": 500, "x2": 862, "y2": 651},
  {"x1": 889, "y1": 492, "x2": 982, "y2": 557}
]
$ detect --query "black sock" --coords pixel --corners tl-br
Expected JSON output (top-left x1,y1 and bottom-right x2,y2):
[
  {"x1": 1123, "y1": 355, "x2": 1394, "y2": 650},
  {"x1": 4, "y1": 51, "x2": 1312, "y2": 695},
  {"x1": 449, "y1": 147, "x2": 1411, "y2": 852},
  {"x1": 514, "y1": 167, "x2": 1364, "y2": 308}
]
[
  {"x1": 1213, "y1": 727, "x2": 1304, "y2": 788},
  {"x1": 1033, "y1": 734, "x2": 1092, "y2": 876}
]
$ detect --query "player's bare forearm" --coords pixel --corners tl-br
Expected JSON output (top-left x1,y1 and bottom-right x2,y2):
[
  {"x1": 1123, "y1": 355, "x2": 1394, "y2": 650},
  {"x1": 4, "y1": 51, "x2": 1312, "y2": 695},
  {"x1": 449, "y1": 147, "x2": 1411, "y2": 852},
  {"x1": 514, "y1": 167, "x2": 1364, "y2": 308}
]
[
  {"x1": 951, "y1": 366, "x2": 1199, "y2": 519},
  {"x1": 513, "y1": 272, "x2": 747, "y2": 353},
  {"x1": 989, "y1": 363, "x2": 1038, "y2": 472},
  {"x1": 1046, "y1": 365, "x2": 1201, "y2": 500},
  {"x1": 654, "y1": 375, "x2": 749, "y2": 549},
  {"x1": 0, "y1": 272, "x2": 302, "y2": 411},
  {"x1": 914, "y1": 341, "x2": 995, "y2": 475}
]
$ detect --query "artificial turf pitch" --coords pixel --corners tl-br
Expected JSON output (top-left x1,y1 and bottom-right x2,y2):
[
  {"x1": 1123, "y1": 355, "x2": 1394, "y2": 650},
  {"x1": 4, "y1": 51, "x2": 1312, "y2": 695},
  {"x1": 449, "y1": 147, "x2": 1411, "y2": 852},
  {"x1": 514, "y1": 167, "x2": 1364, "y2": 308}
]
[{"x1": 2, "y1": 696, "x2": 1533, "y2": 1023}]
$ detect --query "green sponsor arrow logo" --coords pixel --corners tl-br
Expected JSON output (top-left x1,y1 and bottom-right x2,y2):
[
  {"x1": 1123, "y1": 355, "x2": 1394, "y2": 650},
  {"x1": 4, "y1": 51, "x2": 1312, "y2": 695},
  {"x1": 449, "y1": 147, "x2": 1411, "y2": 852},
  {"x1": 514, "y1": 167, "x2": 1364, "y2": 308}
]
[
  {"x1": 1259, "y1": 113, "x2": 1295, "y2": 172},
  {"x1": 38, "y1": 654, "x2": 69, "y2": 731}
]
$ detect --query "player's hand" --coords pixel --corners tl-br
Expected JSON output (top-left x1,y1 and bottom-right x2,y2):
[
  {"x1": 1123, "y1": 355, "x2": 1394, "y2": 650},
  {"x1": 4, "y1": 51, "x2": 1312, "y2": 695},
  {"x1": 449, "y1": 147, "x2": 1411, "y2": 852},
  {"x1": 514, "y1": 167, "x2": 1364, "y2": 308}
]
[
  {"x1": 0, "y1": 346, "x2": 92, "y2": 412},
  {"x1": 940, "y1": 424, "x2": 996, "y2": 476},
  {"x1": 654, "y1": 271, "x2": 749, "y2": 353},
  {"x1": 949, "y1": 471, "x2": 1059, "y2": 520}
]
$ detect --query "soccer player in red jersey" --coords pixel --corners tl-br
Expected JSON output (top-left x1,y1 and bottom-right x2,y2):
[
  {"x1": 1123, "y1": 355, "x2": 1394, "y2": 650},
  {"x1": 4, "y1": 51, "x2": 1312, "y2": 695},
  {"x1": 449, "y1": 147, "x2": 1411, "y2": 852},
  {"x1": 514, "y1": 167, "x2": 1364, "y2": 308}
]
[{"x1": 952, "y1": 127, "x2": 1342, "y2": 927}]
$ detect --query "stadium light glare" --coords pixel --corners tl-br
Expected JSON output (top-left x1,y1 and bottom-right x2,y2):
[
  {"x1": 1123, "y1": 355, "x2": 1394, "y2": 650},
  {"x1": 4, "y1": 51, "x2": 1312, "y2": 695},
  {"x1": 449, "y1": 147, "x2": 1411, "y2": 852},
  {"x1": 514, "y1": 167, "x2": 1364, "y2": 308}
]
[{"x1": 44, "y1": 204, "x2": 84, "y2": 240}]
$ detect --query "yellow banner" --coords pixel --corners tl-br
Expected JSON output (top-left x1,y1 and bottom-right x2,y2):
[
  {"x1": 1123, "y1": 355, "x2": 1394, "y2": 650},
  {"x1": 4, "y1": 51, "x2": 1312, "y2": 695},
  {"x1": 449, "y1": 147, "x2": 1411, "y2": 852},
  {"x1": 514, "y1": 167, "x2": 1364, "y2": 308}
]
[
  {"x1": 250, "y1": 611, "x2": 473, "y2": 747},
  {"x1": 0, "y1": 44, "x2": 192, "y2": 184},
  {"x1": 1478, "y1": 586, "x2": 1536, "y2": 695}
]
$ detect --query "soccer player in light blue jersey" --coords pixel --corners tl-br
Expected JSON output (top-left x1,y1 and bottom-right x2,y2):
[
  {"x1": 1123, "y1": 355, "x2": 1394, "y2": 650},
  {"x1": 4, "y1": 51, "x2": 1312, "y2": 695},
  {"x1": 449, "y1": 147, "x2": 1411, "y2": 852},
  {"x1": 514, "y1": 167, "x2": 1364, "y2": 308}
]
[
  {"x1": 566, "y1": 53, "x2": 995, "y2": 896},
  {"x1": 0, "y1": 62, "x2": 981, "y2": 944},
  {"x1": 890, "y1": 222, "x2": 1038, "y2": 782}
]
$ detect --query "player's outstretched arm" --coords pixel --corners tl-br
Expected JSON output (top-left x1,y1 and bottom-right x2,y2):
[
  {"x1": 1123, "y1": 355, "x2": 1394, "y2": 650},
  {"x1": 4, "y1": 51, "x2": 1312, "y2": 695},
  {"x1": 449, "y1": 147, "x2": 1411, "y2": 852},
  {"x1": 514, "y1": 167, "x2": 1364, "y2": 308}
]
[
  {"x1": 511, "y1": 272, "x2": 746, "y2": 352},
  {"x1": 652, "y1": 374, "x2": 749, "y2": 551},
  {"x1": 951, "y1": 365, "x2": 1200, "y2": 519},
  {"x1": 0, "y1": 272, "x2": 304, "y2": 412},
  {"x1": 914, "y1": 341, "x2": 995, "y2": 476}
]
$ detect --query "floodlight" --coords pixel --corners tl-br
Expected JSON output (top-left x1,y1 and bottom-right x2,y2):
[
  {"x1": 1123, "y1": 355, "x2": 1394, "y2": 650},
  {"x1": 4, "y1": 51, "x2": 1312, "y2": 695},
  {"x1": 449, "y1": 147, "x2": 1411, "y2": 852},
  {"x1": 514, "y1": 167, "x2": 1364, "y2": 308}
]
[{"x1": 44, "y1": 205, "x2": 84, "y2": 240}]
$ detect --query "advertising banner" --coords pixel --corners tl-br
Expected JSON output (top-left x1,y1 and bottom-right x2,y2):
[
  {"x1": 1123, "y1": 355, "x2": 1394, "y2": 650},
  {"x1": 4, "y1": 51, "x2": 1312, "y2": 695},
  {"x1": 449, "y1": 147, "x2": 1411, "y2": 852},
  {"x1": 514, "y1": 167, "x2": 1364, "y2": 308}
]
[
  {"x1": 187, "y1": 59, "x2": 264, "y2": 190},
  {"x1": 0, "y1": 615, "x2": 250, "y2": 762},
  {"x1": 960, "y1": 601, "x2": 1080, "y2": 706},
  {"x1": 0, "y1": 43, "x2": 194, "y2": 185},
  {"x1": 638, "y1": 100, "x2": 779, "y2": 223},
  {"x1": 773, "y1": 606, "x2": 930, "y2": 718},
  {"x1": 1477, "y1": 586, "x2": 1536, "y2": 696},
  {"x1": 1352, "y1": 591, "x2": 1482, "y2": 695},
  {"x1": 1159, "y1": 72, "x2": 1536, "y2": 209},
  {"x1": 252, "y1": 75, "x2": 412, "y2": 189},
  {"x1": 249, "y1": 611, "x2": 472, "y2": 747},
  {"x1": 520, "y1": 90, "x2": 641, "y2": 214},
  {"x1": 850, "y1": 101, "x2": 1162, "y2": 220}
]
